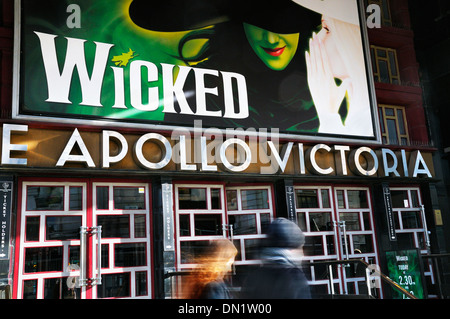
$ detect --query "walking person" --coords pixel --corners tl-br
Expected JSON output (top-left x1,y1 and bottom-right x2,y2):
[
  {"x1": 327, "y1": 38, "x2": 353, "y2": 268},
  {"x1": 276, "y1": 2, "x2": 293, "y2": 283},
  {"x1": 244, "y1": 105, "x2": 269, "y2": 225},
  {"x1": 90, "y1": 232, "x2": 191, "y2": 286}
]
[
  {"x1": 180, "y1": 238, "x2": 238, "y2": 299},
  {"x1": 242, "y1": 218, "x2": 311, "y2": 299}
]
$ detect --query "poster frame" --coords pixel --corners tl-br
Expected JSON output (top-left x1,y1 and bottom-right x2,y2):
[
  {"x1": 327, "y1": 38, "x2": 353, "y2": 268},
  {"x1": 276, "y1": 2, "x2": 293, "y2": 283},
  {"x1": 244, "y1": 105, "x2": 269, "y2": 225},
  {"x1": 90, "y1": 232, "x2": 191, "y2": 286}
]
[{"x1": 11, "y1": 0, "x2": 382, "y2": 145}]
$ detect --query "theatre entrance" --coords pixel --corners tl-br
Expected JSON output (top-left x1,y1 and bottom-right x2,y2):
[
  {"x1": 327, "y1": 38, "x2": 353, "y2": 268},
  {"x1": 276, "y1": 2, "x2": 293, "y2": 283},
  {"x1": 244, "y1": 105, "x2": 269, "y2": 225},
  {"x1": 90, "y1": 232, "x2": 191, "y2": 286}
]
[
  {"x1": 13, "y1": 178, "x2": 152, "y2": 299},
  {"x1": 294, "y1": 185, "x2": 381, "y2": 296},
  {"x1": 174, "y1": 183, "x2": 275, "y2": 271}
]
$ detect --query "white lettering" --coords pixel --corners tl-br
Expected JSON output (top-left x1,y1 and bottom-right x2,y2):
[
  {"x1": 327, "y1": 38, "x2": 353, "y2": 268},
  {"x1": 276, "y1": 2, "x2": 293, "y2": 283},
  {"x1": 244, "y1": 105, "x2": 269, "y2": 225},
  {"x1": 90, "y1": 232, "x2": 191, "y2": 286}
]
[
  {"x1": 306, "y1": 144, "x2": 334, "y2": 175},
  {"x1": 194, "y1": 68, "x2": 221, "y2": 117},
  {"x1": 35, "y1": 31, "x2": 113, "y2": 106},
  {"x1": 1, "y1": 124, "x2": 28, "y2": 166},
  {"x1": 56, "y1": 128, "x2": 95, "y2": 167},
  {"x1": 134, "y1": 133, "x2": 172, "y2": 169},
  {"x1": 129, "y1": 60, "x2": 159, "y2": 111},
  {"x1": 102, "y1": 130, "x2": 128, "y2": 168}
]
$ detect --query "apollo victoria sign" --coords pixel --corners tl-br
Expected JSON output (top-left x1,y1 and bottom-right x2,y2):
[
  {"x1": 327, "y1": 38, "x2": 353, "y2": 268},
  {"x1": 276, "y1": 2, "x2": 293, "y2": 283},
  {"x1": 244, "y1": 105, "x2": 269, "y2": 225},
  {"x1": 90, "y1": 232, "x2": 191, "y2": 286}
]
[{"x1": 0, "y1": 124, "x2": 433, "y2": 178}]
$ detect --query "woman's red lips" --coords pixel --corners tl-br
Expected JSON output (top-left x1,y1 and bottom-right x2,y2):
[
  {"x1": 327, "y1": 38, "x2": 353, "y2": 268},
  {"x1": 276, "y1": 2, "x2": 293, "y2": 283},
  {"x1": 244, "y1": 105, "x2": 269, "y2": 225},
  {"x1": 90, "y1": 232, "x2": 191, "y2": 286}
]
[{"x1": 262, "y1": 46, "x2": 286, "y2": 57}]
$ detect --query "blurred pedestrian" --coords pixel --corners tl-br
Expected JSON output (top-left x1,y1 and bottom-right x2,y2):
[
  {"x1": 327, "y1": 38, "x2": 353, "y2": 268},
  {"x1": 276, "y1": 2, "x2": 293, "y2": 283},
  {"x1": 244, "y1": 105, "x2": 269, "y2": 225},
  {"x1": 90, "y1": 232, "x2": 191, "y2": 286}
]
[
  {"x1": 181, "y1": 238, "x2": 238, "y2": 299},
  {"x1": 242, "y1": 218, "x2": 311, "y2": 299}
]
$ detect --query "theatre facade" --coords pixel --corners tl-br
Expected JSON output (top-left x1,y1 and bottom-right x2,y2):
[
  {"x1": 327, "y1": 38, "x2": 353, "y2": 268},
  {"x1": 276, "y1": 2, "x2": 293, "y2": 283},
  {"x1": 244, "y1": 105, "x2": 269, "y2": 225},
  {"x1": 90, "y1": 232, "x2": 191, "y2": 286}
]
[{"x1": 0, "y1": 0, "x2": 445, "y2": 299}]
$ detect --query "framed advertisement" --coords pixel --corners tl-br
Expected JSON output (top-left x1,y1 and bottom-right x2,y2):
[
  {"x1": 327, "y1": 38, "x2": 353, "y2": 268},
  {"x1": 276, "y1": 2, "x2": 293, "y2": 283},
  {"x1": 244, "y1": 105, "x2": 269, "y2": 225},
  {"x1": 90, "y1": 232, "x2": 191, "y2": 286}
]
[
  {"x1": 12, "y1": 0, "x2": 381, "y2": 143},
  {"x1": 386, "y1": 249, "x2": 426, "y2": 299}
]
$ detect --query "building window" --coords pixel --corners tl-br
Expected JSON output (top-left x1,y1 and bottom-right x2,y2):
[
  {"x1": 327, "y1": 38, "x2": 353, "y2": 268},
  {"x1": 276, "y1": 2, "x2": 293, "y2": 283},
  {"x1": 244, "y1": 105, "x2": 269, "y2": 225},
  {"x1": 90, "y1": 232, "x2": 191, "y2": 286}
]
[
  {"x1": 378, "y1": 104, "x2": 409, "y2": 145},
  {"x1": 370, "y1": 46, "x2": 400, "y2": 84},
  {"x1": 366, "y1": 0, "x2": 392, "y2": 27}
]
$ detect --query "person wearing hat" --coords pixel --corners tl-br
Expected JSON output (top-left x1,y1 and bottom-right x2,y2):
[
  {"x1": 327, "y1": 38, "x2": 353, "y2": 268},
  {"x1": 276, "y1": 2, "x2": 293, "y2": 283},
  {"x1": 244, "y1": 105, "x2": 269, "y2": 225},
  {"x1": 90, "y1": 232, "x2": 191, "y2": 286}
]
[
  {"x1": 241, "y1": 218, "x2": 311, "y2": 299},
  {"x1": 128, "y1": 0, "x2": 322, "y2": 133}
]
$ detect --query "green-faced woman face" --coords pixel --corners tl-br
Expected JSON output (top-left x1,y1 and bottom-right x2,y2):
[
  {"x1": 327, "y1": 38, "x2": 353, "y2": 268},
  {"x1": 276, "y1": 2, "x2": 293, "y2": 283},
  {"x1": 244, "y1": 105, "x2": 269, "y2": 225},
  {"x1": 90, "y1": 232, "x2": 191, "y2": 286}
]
[{"x1": 243, "y1": 23, "x2": 300, "y2": 71}]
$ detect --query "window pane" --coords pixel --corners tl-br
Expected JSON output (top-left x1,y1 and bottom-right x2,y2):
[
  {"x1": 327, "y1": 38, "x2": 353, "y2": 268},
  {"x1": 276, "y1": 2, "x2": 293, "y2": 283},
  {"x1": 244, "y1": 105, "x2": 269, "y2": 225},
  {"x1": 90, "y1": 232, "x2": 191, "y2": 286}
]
[
  {"x1": 178, "y1": 188, "x2": 207, "y2": 209},
  {"x1": 194, "y1": 214, "x2": 222, "y2": 236},
  {"x1": 352, "y1": 235, "x2": 374, "y2": 253},
  {"x1": 397, "y1": 109, "x2": 406, "y2": 134},
  {"x1": 114, "y1": 187, "x2": 145, "y2": 210},
  {"x1": 69, "y1": 186, "x2": 82, "y2": 210},
  {"x1": 310, "y1": 212, "x2": 332, "y2": 231},
  {"x1": 321, "y1": 189, "x2": 331, "y2": 208},
  {"x1": 378, "y1": 108, "x2": 385, "y2": 133},
  {"x1": 96, "y1": 186, "x2": 109, "y2": 210},
  {"x1": 296, "y1": 189, "x2": 319, "y2": 208},
  {"x1": 136, "y1": 271, "x2": 148, "y2": 296},
  {"x1": 97, "y1": 273, "x2": 130, "y2": 298},
  {"x1": 339, "y1": 213, "x2": 361, "y2": 231},
  {"x1": 25, "y1": 247, "x2": 63, "y2": 273},
  {"x1": 244, "y1": 239, "x2": 260, "y2": 260},
  {"x1": 304, "y1": 236, "x2": 324, "y2": 256},
  {"x1": 180, "y1": 241, "x2": 210, "y2": 263},
  {"x1": 46, "y1": 216, "x2": 82, "y2": 241},
  {"x1": 297, "y1": 212, "x2": 307, "y2": 232},
  {"x1": 179, "y1": 214, "x2": 190, "y2": 236},
  {"x1": 241, "y1": 189, "x2": 269, "y2": 210},
  {"x1": 388, "y1": 51, "x2": 398, "y2": 76},
  {"x1": 347, "y1": 191, "x2": 368, "y2": 209},
  {"x1": 326, "y1": 235, "x2": 336, "y2": 255},
  {"x1": 44, "y1": 277, "x2": 80, "y2": 299},
  {"x1": 363, "y1": 212, "x2": 372, "y2": 230},
  {"x1": 391, "y1": 190, "x2": 408, "y2": 208},
  {"x1": 229, "y1": 214, "x2": 257, "y2": 235},
  {"x1": 337, "y1": 190, "x2": 345, "y2": 209},
  {"x1": 97, "y1": 215, "x2": 130, "y2": 238},
  {"x1": 370, "y1": 48, "x2": 377, "y2": 73},
  {"x1": 69, "y1": 245, "x2": 80, "y2": 266},
  {"x1": 101, "y1": 244, "x2": 109, "y2": 268},
  {"x1": 27, "y1": 186, "x2": 64, "y2": 211},
  {"x1": 115, "y1": 243, "x2": 147, "y2": 267},
  {"x1": 378, "y1": 60, "x2": 389, "y2": 83},
  {"x1": 23, "y1": 280, "x2": 37, "y2": 299},
  {"x1": 26, "y1": 216, "x2": 40, "y2": 242},
  {"x1": 376, "y1": 49, "x2": 387, "y2": 58},
  {"x1": 226, "y1": 190, "x2": 238, "y2": 210},
  {"x1": 134, "y1": 215, "x2": 146, "y2": 238},
  {"x1": 211, "y1": 188, "x2": 221, "y2": 209},
  {"x1": 260, "y1": 213, "x2": 271, "y2": 233},
  {"x1": 385, "y1": 107, "x2": 395, "y2": 116},
  {"x1": 402, "y1": 211, "x2": 422, "y2": 229},
  {"x1": 411, "y1": 190, "x2": 420, "y2": 208},
  {"x1": 387, "y1": 119, "x2": 399, "y2": 144}
]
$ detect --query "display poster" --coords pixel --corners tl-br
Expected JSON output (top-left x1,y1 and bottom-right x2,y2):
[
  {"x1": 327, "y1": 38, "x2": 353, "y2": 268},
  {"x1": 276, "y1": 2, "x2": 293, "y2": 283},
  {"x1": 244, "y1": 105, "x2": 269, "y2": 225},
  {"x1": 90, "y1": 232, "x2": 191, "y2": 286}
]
[
  {"x1": 0, "y1": 181, "x2": 13, "y2": 260},
  {"x1": 14, "y1": 0, "x2": 378, "y2": 141},
  {"x1": 382, "y1": 183, "x2": 397, "y2": 241},
  {"x1": 386, "y1": 249, "x2": 425, "y2": 299}
]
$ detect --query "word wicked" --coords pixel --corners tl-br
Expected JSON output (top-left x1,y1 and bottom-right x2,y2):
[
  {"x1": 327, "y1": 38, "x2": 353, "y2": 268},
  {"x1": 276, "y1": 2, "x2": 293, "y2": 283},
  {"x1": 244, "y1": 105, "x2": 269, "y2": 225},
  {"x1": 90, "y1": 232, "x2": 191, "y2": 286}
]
[{"x1": 35, "y1": 31, "x2": 249, "y2": 119}]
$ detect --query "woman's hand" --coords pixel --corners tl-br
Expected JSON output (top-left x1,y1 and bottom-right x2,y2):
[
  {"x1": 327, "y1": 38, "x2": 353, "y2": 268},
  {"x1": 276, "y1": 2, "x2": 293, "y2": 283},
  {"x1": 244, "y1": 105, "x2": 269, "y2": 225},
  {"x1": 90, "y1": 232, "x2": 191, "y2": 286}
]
[{"x1": 305, "y1": 33, "x2": 349, "y2": 131}]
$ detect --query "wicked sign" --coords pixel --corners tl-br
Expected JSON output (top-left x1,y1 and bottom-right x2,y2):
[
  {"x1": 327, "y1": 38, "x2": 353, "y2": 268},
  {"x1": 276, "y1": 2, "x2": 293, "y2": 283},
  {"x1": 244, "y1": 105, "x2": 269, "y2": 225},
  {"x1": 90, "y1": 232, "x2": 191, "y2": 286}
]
[{"x1": 13, "y1": 0, "x2": 380, "y2": 142}]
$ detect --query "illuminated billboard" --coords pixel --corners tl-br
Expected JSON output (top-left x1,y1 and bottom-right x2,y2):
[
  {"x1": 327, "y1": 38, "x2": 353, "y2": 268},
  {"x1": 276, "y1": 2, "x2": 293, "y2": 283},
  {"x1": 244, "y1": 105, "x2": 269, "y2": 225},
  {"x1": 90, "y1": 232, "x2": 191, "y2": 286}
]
[{"x1": 13, "y1": 0, "x2": 380, "y2": 142}]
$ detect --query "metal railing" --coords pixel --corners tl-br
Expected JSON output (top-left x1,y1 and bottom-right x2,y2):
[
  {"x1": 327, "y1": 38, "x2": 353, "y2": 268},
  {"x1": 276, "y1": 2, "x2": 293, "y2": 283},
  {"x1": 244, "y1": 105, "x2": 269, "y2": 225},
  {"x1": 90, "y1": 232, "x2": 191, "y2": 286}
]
[
  {"x1": 164, "y1": 258, "x2": 417, "y2": 299},
  {"x1": 303, "y1": 259, "x2": 417, "y2": 299}
]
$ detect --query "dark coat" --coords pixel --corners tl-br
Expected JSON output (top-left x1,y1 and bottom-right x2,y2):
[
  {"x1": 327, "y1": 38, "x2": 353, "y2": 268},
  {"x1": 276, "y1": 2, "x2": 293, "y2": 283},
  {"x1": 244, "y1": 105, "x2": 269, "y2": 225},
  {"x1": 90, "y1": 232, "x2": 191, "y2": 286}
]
[
  {"x1": 242, "y1": 263, "x2": 311, "y2": 299},
  {"x1": 199, "y1": 280, "x2": 233, "y2": 299}
]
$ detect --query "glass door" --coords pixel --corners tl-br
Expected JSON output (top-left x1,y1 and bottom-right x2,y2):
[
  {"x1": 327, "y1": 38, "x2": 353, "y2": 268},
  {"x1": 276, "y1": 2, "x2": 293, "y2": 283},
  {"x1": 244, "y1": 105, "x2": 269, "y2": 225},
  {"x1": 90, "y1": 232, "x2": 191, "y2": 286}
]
[
  {"x1": 91, "y1": 182, "x2": 152, "y2": 299},
  {"x1": 295, "y1": 185, "x2": 380, "y2": 297},
  {"x1": 334, "y1": 187, "x2": 379, "y2": 296},
  {"x1": 14, "y1": 179, "x2": 152, "y2": 299},
  {"x1": 174, "y1": 183, "x2": 274, "y2": 270}
]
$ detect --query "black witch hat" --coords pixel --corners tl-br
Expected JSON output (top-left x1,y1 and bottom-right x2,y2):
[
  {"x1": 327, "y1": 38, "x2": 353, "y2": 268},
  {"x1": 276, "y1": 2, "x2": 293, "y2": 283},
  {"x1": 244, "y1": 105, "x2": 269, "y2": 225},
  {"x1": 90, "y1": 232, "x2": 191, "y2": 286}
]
[{"x1": 129, "y1": 0, "x2": 320, "y2": 33}]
